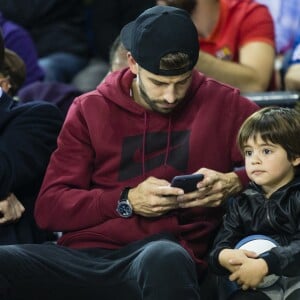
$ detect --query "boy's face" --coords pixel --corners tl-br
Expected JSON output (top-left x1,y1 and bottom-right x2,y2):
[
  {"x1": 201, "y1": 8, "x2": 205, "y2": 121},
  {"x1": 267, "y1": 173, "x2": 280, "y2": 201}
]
[{"x1": 243, "y1": 135, "x2": 300, "y2": 197}]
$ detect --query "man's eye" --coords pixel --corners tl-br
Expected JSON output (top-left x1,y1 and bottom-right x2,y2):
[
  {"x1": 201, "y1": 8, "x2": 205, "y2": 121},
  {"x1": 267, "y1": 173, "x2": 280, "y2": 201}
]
[
  {"x1": 178, "y1": 79, "x2": 189, "y2": 85},
  {"x1": 153, "y1": 81, "x2": 165, "y2": 86}
]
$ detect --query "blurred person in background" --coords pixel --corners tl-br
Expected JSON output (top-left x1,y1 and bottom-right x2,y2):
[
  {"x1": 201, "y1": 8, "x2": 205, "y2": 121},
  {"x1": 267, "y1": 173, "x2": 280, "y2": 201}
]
[
  {"x1": 284, "y1": 33, "x2": 300, "y2": 91},
  {"x1": 0, "y1": 48, "x2": 26, "y2": 97},
  {"x1": 0, "y1": 33, "x2": 63, "y2": 245},
  {"x1": 72, "y1": 0, "x2": 156, "y2": 92},
  {"x1": 158, "y1": 0, "x2": 276, "y2": 93},
  {"x1": 0, "y1": 12, "x2": 44, "y2": 87},
  {"x1": 256, "y1": 0, "x2": 300, "y2": 89},
  {"x1": 0, "y1": 0, "x2": 89, "y2": 84}
]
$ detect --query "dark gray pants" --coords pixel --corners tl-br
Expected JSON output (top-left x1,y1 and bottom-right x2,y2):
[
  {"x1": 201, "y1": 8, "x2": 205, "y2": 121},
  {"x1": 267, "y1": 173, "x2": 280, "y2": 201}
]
[{"x1": 0, "y1": 234, "x2": 201, "y2": 300}]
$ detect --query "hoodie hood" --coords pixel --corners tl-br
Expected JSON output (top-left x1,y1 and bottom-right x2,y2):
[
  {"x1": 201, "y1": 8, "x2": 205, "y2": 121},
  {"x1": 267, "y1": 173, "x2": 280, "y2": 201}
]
[{"x1": 97, "y1": 68, "x2": 203, "y2": 117}]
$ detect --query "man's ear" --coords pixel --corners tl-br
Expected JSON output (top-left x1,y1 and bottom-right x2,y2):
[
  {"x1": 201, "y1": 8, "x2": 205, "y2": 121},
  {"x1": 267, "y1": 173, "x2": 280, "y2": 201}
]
[
  {"x1": 127, "y1": 52, "x2": 138, "y2": 75},
  {"x1": 292, "y1": 157, "x2": 300, "y2": 167}
]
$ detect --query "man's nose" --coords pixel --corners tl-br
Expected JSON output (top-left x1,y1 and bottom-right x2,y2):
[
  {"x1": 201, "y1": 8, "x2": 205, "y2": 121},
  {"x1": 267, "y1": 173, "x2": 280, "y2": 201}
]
[{"x1": 164, "y1": 85, "x2": 177, "y2": 103}]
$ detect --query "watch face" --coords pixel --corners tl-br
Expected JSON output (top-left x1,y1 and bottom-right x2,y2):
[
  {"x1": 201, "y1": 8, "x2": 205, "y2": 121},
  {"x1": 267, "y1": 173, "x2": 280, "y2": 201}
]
[{"x1": 117, "y1": 202, "x2": 132, "y2": 218}]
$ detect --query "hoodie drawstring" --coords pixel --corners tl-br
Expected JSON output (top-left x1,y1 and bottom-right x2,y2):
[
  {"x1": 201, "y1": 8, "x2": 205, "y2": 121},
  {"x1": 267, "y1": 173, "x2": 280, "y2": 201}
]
[
  {"x1": 142, "y1": 112, "x2": 148, "y2": 177},
  {"x1": 164, "y1": 116, "x2": 172, "y2": 166},
  {"x1": 141, "y1": 113, "x2": 172, "y2": 177}
]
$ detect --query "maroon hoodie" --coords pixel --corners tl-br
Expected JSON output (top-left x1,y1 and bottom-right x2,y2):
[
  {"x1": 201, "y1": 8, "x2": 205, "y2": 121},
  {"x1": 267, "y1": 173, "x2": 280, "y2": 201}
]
[{"x1": 35, "y1": 68, "x2": 258, "y2": 275}]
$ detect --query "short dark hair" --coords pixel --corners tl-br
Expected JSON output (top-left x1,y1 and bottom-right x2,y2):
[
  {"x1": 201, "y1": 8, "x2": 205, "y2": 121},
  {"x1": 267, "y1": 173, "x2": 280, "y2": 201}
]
[
  {"x1": 159, "y1": 52, "x2": 191, "y2": 73},
  {"x1": 238, "y1": 106, "x2": 300, "y2": 161}
]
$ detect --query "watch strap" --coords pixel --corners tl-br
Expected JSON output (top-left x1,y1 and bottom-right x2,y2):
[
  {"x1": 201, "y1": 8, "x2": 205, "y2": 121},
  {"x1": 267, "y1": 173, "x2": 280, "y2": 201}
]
[{"x1": 120, "y1": 187, "x2": 131, "y2": 202}]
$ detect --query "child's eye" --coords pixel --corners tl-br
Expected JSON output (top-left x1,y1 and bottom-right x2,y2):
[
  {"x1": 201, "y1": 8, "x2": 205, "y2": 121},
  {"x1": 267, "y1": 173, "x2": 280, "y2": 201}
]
[
  {"x1": 263, "y1": 148, "x2": 272, "y2": 154},
  {"x1": 244, "y1": 150, "x2": 252, "y2": 156}
]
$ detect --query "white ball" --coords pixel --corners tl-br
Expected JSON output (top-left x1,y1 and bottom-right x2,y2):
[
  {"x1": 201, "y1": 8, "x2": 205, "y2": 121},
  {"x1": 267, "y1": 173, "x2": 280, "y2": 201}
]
[{"x1": 235, "y1": 235, "x2": 279, "y2": 288}]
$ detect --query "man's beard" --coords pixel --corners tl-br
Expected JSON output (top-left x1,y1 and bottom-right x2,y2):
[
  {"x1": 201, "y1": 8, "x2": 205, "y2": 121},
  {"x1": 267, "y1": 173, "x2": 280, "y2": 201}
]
[{"x1": 137, "y1": 75, "x2": 183, "y2": 114}]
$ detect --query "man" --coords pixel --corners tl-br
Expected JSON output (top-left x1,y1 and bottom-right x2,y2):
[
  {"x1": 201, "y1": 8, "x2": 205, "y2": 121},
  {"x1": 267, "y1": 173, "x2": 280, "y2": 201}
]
[
  {"x1": 157, "y1": 0, "x2": 276, "y2": 92},
  {"x1": 0, "y1": 34, "x2": 63, "y2": 245},
  {"x1": 0, "y1": 6, "x2": 258, "y2": 299}
]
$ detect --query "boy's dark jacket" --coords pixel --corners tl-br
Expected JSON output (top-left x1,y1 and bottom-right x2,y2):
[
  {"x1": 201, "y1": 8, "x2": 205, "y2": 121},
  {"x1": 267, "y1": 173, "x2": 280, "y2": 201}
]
[
  {"x1": 210, "y1": 176, "x2": 300, "y2": 277},
  {"x1": 0, "y1": 92, "x2": 63, "y2": 244}
]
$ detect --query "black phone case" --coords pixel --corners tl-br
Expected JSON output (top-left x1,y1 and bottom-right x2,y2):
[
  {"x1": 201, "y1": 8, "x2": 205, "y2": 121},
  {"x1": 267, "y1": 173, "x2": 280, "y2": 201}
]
[{"x1": 171, "y1": 174, "x2": 204, "y2": 193}]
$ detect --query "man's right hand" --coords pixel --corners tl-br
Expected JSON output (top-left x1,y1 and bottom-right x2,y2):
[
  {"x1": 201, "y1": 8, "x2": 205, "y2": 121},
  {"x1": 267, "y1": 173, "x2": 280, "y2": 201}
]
[
  {"x1": 0, "y1": 193, "x2": 25, "y2": 224},
  {"x1": 128, "y1": 176, "x2": 184, "y2": 217}
]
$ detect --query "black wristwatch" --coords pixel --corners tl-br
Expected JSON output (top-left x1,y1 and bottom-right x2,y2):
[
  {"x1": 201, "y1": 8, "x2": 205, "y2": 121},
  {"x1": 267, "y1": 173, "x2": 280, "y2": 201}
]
[{"x1": 116, "y1": 187, "x2": 133, "y2": 218}]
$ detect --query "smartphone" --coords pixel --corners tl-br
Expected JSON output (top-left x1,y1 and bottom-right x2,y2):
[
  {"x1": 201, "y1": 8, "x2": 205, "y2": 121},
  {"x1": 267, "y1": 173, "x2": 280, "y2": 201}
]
[{"x1": 171, "y1": 174, "x2": 204, "y2": 193}]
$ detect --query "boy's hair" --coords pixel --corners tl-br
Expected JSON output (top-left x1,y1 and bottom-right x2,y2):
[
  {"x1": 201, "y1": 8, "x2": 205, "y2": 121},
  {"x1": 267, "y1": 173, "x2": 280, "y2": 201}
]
[{"x1": 237, "y1": 106, "x2": 300, "y2": 161}]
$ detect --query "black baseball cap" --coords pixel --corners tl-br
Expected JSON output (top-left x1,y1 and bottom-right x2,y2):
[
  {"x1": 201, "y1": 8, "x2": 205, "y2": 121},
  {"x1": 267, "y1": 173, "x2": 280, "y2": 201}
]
[{"x1": 120, "y1": 5, "x2": 199, "y2": 76}]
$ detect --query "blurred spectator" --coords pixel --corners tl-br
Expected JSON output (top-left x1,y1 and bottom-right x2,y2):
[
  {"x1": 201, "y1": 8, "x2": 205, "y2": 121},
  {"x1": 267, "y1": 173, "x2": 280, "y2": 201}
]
[
  {"x1": 18, "y1": 81, "x2": 83, "y2": 118},
  {"x1": 0, "y1": 91, "x2": 63, "y2": 245},
  {"x1": 256, "y1": 0, "x2": 300, "y2": 89},
  {"x1": 0, "y1": 0, "x2": 89, "y2": 84},
  {"x1": 109, "y1": 35, "x2": 128, "y2": 73},
  {"x1": 72, "y1": 0, "x2": 156, "y2": 92},
  {"x1": 256, "y1": 0, "x2": 300, "y2": 55},
  {"x1": 0, "y1": 93, "x2": 63, "y2": 245},
  {"x1": 158, "y1": 0, "x2": 276, "y2": 93},
  {"x1": 101, "y1": 35, "x2": 128, "y2": 81},
  {"x1": 0, "y1": 12, "x2": 44, "y2": 86},
  {"x1": 0, "y1": 48, "x2": 26, "y2": 97},
  {"x1": 284, "y1": 34, "x2": 300, "y2": 91},
  {"x1": 0, "y1": 40, "x2": 82, "y2": 118},
  {"x1": 0, "y1": 33, "x2": 63, "y2": 245}
]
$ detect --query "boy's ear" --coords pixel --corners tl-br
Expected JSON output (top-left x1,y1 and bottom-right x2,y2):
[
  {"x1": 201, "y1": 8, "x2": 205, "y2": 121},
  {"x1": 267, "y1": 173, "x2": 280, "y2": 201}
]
[{"x1": 292, "y1": 157, "x2": 300, "y2": 167}]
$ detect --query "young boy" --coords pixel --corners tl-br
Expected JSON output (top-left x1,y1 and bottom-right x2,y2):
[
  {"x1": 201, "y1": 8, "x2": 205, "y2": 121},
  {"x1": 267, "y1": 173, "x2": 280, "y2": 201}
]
[{"x1": 209, "y1": 106, "x2": 300, "y2": 300}]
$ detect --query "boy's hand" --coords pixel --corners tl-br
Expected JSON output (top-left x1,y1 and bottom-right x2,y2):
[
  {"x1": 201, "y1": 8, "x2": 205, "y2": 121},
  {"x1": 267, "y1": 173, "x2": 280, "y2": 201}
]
[
  {"x1": 219, "y1": 249, "x2": 256, "y2": 273},
  {"x1": 229, "y1": 257, "x2": 269, "y2": 290}
]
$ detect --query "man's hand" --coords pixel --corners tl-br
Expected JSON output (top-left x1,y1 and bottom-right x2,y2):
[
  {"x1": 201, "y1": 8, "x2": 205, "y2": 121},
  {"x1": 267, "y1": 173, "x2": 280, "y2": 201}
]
[
  {"x1": 0, "y1": 193, "x2": 25, "y2": 224},
  {"x1": 176, "y1": 168, "x2": 242, "y2": 208},
  {"x1": 128, "y1": 176, "x2": 183, "y2": 217}
]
